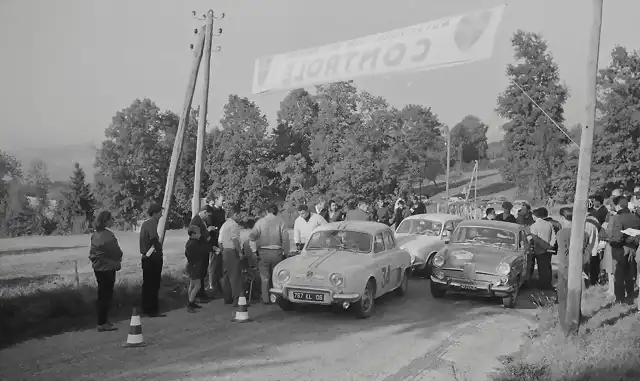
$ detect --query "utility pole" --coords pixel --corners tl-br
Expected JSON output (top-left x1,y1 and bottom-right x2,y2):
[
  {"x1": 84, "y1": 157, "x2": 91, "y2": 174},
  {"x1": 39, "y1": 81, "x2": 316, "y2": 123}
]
[
  {"x1": 564, "y1": 0, "x2": 603, "y2": 336},
  {"x1": 445, "y1": 126, "x2": 451, "y2": 210},
  {"x1": 156, "y1": 19, "x2": 206, "y2": 244},
  {"x1": 191, "y1": 10, "x2": 215, "y2": 217}
]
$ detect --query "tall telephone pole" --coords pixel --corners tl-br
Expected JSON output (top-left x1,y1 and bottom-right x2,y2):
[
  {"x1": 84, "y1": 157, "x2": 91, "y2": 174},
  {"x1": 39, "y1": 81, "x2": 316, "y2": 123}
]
[
  {"x1": 564, "y1": 0, "x2": 603, "y2": 336},
  {"x1": 445, "y1": 126, "x2": 451, "y2": 210}
]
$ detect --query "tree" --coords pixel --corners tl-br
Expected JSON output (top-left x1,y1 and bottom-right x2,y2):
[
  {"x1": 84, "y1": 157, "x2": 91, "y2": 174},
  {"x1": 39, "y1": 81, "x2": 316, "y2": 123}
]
[
  {"x1": 1, "y1": 150, "x2": 22, "y2": 199},
  {"x1": 57, "y1": 163, "x2": 96, "y2": 233},
  {"x1": 592, "y1": 46, "x2": 640, "y2": 193},
  {"x1": 450, "y1": 115, "x2": 489, "y2": 170},
  {"x1": 26, "y1": 159, "x2": 52, "y2": 206},
  {"x1": 496, "y1": 30, "x2": 570, "y2": 201}
]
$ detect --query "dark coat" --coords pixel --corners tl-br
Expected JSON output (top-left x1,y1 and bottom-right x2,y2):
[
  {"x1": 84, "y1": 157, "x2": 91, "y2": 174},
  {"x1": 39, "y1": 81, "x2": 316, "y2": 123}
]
[{"x1": 89, "y1": 229, "x2": 123, "y2": 271}]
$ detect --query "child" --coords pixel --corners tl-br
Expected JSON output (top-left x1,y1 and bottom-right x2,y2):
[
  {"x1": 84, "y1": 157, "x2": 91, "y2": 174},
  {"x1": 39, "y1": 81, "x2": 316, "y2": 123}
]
[{"x1": 185, "y1": 225, "x2": 205, "y2": 313}]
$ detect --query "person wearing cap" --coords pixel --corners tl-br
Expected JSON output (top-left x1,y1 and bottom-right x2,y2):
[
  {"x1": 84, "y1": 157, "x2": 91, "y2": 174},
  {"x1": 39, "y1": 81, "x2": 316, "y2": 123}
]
[
  {"x1": 139, "y1": 203, "x2": 166, "y2": 318},
  {"x1": 185, "y1": 225, "x2": 206, "y2": 313},
  {"x1": 189, "y1": 205, "x2": 214, "y2": 303},
  {"x1": 249, "y1": 204, "x2": 290, "y2": 304},
  {"x1": 495, "y1": 201, "x2": 517, "y2": 223},
  {"x1": 218, "y1": 204, "x2": 245, "y2": 306}
]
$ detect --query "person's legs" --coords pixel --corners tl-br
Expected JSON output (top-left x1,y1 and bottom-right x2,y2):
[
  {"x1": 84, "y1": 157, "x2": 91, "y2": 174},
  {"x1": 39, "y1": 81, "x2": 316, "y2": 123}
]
[
  {"x1": 221, "y1": 249, "x2": 234, "y2": 304},
  {"x1": 223, "y1": 249, "x2": 243, "y2": 301},
  {"x1": 589, "y1": 254, "x2": 601, "y2": 286},
  {"x1": 197, "y1": 250, "x2": 210, "y2": 299},
  {"x1": 258, "y1": 249, "x2": 283, "y2": 304},
  {"x1": 209, "y1": 251, "x2": 224, "y2": 298},
  {"x1": 152, "y1": 257, "x2": 163, "y2": 314},
  {"x1": 141, "y1": 257, "x2": 152, "y2": 314},
  {"x1": 95, "y1": 270, "x2": 117, "y2": 331},
  {"x1": 556, "y1": 273, "x2": 568, "y2": 332},
  {"x1": 537, "y1": 253, "x2": 553, "y2": 289},
  {"x1": 612, "y1": 251, "x2": 629, "y2": 303}
]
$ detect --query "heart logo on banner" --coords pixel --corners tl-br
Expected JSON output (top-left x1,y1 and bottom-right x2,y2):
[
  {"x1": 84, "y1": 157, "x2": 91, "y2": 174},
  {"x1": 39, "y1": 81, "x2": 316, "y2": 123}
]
[{"x1": 454, "y1": 10, "x2": 493, "y2": 53}]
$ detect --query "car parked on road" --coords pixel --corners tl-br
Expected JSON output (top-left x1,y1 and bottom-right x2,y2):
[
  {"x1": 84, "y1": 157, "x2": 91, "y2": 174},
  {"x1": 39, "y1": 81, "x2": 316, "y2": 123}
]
[
  {"x1": 394, "y1": 213, "x2": 464, "y2": 275},
  {"x1": 269, "y1": 221, "x2": 412, "y2": 318},
  {"x1": 429, "y1": 220, "x2": 531, "y2": 308}
]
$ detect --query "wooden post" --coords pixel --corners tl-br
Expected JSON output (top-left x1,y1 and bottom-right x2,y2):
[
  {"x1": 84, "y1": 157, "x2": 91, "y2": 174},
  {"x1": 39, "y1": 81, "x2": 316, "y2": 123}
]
[
  {"x1": 157, "y1": 26, "x2": 206, "y2": 243},
  {"x1": 445, "y1": 126, "x2": 451, "y2": 210},
  {"x1": 192, "y1": 11, "x2": 214, "y2": 218},
  {"x1": 565, "y1": 0, "x2": 603, "y2": 336}
]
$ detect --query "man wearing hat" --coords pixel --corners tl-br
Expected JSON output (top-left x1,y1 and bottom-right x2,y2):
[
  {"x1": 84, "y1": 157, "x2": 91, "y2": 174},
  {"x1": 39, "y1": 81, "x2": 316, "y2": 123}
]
[
  {"x1": 139, "y1": 203, "x2": 166, "y2": 318},
  {"x1": 495, "y1": 201, "x2": 517, "y2": 223}
]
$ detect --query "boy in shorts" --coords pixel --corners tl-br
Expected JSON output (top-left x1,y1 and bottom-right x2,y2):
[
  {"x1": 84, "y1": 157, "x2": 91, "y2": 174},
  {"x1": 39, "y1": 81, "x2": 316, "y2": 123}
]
[{"x1": 185, "y1": 225, "x2": 205, "y2": 313}]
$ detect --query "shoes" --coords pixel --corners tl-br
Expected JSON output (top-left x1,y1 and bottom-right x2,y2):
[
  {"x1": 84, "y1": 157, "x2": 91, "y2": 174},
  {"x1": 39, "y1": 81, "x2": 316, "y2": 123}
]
[
  {"x1": 196, "y1": 297, "x2": 210, "y2": 304},
  {"x1": 193, "y1": 302, "x2": 203, "y2": 309},
  {"x1": 187, "y1": 302, "x2": 199, "y2": 313},
  {"x1": 97, "y1": 322, "x2": 118, "y2": 332}
]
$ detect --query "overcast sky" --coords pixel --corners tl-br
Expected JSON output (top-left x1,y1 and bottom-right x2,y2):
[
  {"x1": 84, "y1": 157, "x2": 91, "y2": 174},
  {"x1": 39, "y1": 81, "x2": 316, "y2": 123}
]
[{"x1": 1, "y1": 0, "x2": 638, "y2": 151}]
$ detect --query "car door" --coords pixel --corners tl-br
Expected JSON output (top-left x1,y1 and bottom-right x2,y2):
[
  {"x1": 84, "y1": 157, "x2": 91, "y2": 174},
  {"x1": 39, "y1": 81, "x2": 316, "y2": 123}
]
[
  {"x1": 383, "y1": 230, "x2": 404, "y2": 290},
  {"x1": 373, "y1": 231, "x2": 393, "y2": 296}
]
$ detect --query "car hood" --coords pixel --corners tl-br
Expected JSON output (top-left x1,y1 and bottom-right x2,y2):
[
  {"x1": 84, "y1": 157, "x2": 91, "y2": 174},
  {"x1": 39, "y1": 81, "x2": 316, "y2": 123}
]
[
  {"x1": 283, "y1": 249, "x2": 364, "y2": 274},
  {"x1": 441, "y1": 244, "x2": 518, "y2": 274}
]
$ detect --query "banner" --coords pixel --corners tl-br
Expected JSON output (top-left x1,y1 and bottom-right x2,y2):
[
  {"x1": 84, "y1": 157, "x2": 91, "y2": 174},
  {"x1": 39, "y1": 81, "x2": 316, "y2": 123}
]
[{"x1": 252, "y1": 4, "x2": 506, "y2": 95}]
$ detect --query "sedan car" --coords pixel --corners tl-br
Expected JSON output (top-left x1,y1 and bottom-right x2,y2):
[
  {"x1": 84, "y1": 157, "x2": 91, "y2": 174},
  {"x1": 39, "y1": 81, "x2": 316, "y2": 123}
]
[
  {"x1": 429, "y1": 220, "x2": 531, "y2": 308},
  {"x1": 394, "y1": 214, "x2": 463, "y2": 275},
  {"x1": 269, "y1": 221, "x2": 412, "y2": 319}
]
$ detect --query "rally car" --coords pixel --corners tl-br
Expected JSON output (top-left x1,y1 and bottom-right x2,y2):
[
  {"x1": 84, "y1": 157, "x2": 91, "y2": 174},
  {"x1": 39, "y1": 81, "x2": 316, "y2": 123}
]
[{"x1": 269, "y1": 221, "x2": 412, "y2": 318}]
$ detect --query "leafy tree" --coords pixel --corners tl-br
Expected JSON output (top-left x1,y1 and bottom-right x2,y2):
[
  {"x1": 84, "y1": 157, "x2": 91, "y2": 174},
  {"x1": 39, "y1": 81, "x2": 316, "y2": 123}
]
[
  {"x1": 1, "y1": 181, "x2": 37, "y2": 237},
  {"x1": 1, "y1": 150, "x2": 22, "y2": 199},
  {"x1": 26, "y1": 159, "x2": 52, "y2": 206},
  {"x1": 496, "y1": 30, "x2": 569, "y2": 202},
  {"x1": 450, "y1": 115, "x2": 489, "y2": 170},
  {"x1": 56, "y1": 163, "x2": 96, "y2": 233},
  {"x1": 592, "y1": 46, "x2": 640, "y2": 192}
]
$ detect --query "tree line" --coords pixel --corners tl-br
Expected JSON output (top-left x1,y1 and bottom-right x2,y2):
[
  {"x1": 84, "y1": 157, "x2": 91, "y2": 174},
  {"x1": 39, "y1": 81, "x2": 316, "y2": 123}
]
[{"x1": 1, "y1": 29, "x2": 639, "y2": 237}]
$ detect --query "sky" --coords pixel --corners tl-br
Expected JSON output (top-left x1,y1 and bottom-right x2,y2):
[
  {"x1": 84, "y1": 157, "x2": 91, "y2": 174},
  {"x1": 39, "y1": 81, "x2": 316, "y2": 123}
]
[{"x1": 1, "y1": 0, "x2": 639, "y2": 151}]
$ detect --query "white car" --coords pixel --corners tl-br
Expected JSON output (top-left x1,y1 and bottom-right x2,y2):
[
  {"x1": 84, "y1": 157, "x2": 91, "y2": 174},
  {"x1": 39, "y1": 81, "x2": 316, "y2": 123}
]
[{"x1": 394, "y1": 213, "x2": 464, "y2": 275}]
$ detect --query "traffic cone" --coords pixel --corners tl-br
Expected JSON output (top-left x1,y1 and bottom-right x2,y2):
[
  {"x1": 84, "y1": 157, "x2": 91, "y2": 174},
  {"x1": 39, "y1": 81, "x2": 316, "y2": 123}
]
[
  {"x1": 122, "y1": 308, "x2": 147, "y2": 348},
  {"x1": 231, "y1": 296, "x2": 252, "y2": 323}
]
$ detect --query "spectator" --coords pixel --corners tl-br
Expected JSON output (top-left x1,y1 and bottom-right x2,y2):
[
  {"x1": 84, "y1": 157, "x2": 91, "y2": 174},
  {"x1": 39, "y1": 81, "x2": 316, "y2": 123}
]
[
  {"x1": 206, "y1": 195, "x2": 226, "y2": 299},
  {"x1": 589, "y1": 194, "x2": 610, "y2": 225},
  {"x1": 327, "y1": 200, "x2": 345, "y2": 222},
  {"x1": 412, "y1": 197, "x2": 426, "y2": 215},
  {"x1": 376, "y1": 200, "x2": 391, "y2": 225},
  {"x1": 218, "y1": 205, "x2": 244, "y2": 306},
  {"x1": 185, "y1": 225, "x2": 206, "y2": 313},
  {"x1": 189, "y1": 205, "x2": 213, "y2": 304},
  {"x1": 345, "y1": 200, "x2": 372, "y2": 221},
  {"x1": 392, "y1": 200, "x2": 406, "y2": 229},
  {"x1": 483, "y1": 207, "x2": 496, "y2": 220},
  {"x1": 139, "y1": 203, "x2": 166, "y2": 318},
  {"x1": 517, "y1": 203, "x2": 535, "y2": 227},
  {"x1": 315, "y1": 200, "x2": 330, "y2": 222},
  {"x1": 584, "y1": 215, "x2": 601, "y2": 287},
  {"x1": 527, "y1": 208, "x2": 556, "y2": 289},
  {"x1": 608, "y1": 195, "x2": 640, "y2": 303},
  {"x1": 89, "y1": 210, "x2": 123, "y2": 332},
  {"x1": 293, "y1": 204, "x2": 327, "y2": 250},
  {"x1": 495, "y1": 201, "x2": 517, "y2": 223}
]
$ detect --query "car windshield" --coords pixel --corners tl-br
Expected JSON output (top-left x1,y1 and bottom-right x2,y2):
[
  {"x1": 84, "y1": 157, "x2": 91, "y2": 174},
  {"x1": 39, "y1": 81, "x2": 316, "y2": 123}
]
[
  {"x1": 396, "y1": 219, "x2": 442, "y2": 236},
  {"x1": 306, "y1": 230, "x2": 372, "y2": 253},
  {"x1": 450, "y1": 226, "x2": 517, "y2": 249}
]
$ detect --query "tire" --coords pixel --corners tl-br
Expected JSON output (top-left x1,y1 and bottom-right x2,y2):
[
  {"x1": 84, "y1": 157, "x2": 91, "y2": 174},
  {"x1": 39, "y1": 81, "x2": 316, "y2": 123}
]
[
  {"x1": 502, "y1": 278, "x2": 520, "y2": 308},
  {"x1": 430, "y1": 280, "x2": 446, "y2": 298},
  {"x1": 395, "y1": 269, "x2": 410, "y2": 297},
  {"x1": 354, "y1": 279, "x2": 376, "y2": 319},
  {"x1": 278, "y1": 298, "x2": 295, "y2": 311}
]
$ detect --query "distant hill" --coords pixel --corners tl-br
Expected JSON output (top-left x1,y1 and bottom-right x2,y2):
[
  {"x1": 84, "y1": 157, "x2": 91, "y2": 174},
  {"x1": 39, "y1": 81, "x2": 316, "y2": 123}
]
[{"x1": 8, "y1": 143, "x2": 98, "y2": 182}]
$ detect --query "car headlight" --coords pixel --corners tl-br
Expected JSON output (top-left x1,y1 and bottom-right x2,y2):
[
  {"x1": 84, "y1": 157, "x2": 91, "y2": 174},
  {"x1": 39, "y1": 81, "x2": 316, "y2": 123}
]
[
  {"x1": 329, "y1": 273, "x2": 344, "y2": 287},
  {"x1": 433, "y1": 255, "x2": 445, "y2": 268},
  {"x1": 496, "y1": 263, "x2": 511, "y2": 276},
  {"x1": 277, "y1": 269, "x2": 290, "y2": 283}
]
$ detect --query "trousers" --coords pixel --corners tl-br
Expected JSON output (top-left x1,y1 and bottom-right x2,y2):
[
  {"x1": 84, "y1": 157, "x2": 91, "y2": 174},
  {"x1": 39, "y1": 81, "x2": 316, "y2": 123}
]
[
  {"x1": 221, "y1": 248, "x2": 243, "y2": 302},
  {"x1": 208, "y1": 251, "x2": 223, "y2": 292},
  {"x1": 258, "y1": 249, "x2": 284, "y2": 303},
  {"x1": 94, "y1": 270, "x2": 116, "y2": 325},
  {"x1": 529, "y1": 252, "x2": 553, "y2": 289},
  {"x1": 197, "y1": 249, "x2": 210, "y2": 298},
  {"x1": 141, "y1": 255, "x2": 163, "y2": 314}
]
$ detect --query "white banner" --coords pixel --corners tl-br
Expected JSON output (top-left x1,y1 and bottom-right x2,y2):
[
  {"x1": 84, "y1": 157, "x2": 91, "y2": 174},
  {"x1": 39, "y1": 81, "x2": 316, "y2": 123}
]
[{"x1": 252, "y1": 4, "x2": 506, "y2": 95}]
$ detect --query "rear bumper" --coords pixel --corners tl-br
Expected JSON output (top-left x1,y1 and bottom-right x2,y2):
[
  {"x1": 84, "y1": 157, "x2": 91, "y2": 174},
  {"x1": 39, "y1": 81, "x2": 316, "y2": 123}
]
[
  {"x1": 270, "y1": 286, "x2": 361, "y2": 305},
  {"x1": 430, "y1": 276, "x2": 515, "y2": 297}
]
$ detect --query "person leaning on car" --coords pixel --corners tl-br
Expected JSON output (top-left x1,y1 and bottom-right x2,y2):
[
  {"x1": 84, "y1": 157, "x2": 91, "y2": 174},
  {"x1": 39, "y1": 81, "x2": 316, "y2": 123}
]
[{"x1": 249, "y1": 204, "x2": 290, "y2": 305}]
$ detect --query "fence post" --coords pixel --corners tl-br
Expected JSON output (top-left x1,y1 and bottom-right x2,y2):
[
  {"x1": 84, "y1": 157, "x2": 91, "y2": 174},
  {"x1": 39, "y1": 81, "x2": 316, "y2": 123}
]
[{"x1": 74, "y1": 260, "x2": 80, "y2": 288}]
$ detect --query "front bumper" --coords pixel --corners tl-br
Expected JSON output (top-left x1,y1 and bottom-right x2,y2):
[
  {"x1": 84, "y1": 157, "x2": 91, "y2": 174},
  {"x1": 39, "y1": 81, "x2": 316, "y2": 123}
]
[
  {"x1": 269, "y1": 285, "x2": 361, "y2": 305},
  {"x1": 430, "y1": 275, "x2": 515, "y2": 297}
]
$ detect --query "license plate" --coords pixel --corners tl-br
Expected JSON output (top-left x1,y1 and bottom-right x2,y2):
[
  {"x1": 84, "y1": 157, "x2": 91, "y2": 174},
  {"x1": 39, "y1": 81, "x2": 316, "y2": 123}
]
[
  {"x1": 291, "y1": 291, "x2": 325, "y2": 302},
  {"x1": 459, "y1": 284, "x2": 477, "y2": 291}
]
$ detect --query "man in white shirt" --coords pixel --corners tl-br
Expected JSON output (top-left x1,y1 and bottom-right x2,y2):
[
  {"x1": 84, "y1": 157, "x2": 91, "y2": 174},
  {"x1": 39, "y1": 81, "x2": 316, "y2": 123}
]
[
  {"x1": 584, "y1": 215, "x2": 601, "y2": 287},
  {"x1": 218, "y1": 205, "x2": 244, "y2": 306},
  {"x1": 527, "y1": 207, "x2": 557, "y2": 289},
  {"x1": 294, "y1": 204, "x2": 327, "y2": 251}
]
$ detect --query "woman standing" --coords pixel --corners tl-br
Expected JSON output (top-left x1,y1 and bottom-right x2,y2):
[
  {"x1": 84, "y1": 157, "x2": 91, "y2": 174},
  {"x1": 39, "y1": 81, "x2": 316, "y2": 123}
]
[{"x1": 89, "y1": 211, "x2": 123, "y2": 332}]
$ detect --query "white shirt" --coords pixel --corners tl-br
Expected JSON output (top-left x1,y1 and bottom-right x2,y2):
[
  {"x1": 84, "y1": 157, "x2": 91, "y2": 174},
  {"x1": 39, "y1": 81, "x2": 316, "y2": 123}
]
[
  {"x1": 293, "y1": 214, "x2": 327, "y2": 244},
  {"x1": 584, "y1": 220, "x2": 599, "y2": 257},
  {"x1": 218, "y1": 218, "x2": 241, "y2": 252}
]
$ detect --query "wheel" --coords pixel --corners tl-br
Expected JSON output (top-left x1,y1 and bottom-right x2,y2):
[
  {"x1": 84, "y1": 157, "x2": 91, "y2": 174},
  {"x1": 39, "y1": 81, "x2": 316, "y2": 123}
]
[
  {"x1": 354, "y1": 279, "x2": 376, "y2": 319},
  {"x1": 502, "y1": 278, "x2": 520, "y2": 308},
  {"x1": 278, "y1": 297, "x2": 295, "y2": 311},
  {"x1": 395, "y1": 269, "x2": 410, "y2": 297},
  {"x1": 430, "y1": 280, "x2": 446, "y2": 298}
]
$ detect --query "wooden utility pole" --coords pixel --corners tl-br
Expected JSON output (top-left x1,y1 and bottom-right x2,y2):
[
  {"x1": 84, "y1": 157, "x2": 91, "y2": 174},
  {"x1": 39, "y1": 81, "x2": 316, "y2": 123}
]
[
  {"x1": 564, "y1": 0, "x2": 603, "y2": 336},
  {"x1": 156, "y1": 26, "x2": 206, "y2": 243},
  {"x1": 445, "y1": 126, "x2": 451, "y2": 206},
  {"x1": 191, "y1": 10, "x2": 215, "y2": 218}
]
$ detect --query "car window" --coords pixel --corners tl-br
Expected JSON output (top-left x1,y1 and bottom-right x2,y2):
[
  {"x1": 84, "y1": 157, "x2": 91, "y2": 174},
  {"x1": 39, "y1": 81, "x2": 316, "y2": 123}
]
[
  {"x1": 396, "y1": 219, "x2": 441, "y2": 236},
  {"x1": 450, "y1": 226, "x2": 517, "y2": 249},
  {"x1": 306, "y1": 230, "x2": 372, "y2": 253},
  {"x1": 374, "y1": 233, "x2": 385, "y2": 253},
  {"x1": 382, "y1": 231, "x2": 395, "y2": 250}
]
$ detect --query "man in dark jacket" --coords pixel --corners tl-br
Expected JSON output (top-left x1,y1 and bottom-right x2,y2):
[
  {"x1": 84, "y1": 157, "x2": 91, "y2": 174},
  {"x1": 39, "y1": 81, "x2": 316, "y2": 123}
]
[
  {"x1": 206, "y1": 195, "x2": 226, "y2": 299},
  {"x1": 139, "y1": 203, "x2": 166, "y2": 318},
  {"x1": 345, "y1": 200, "x2": 371, "y2": 221},
  {"x1": 608, "y1": 195, "x2": 640, "y2": 303},
  {"x1": 495, "y1": 201, "x2": 517, "y2": 223},
  {"x1": 517, "y1": 203, "x2": 535, "y2": 227},
  {"x1": 589, "y1": 194, "x2": 610, "y2": 225},
  {"x1": 189, "y1": 205, "x2": 213, "y2": 303},
  {"x1": 376, "y1": 200, "x2": 391, "y2": 225}
]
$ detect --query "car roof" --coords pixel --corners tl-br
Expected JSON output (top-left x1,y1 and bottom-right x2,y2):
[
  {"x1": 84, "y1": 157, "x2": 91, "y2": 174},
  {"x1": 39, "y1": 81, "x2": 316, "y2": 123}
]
[
  {"x1": 316, "y1": 221, "x2": 392, "y2": 235},
  {"x1": 457, "y1": 219, "x2": 522, "y2": 232},
  {"x1": 402, "y1": 213, "x2": 463, "y2": 223}
]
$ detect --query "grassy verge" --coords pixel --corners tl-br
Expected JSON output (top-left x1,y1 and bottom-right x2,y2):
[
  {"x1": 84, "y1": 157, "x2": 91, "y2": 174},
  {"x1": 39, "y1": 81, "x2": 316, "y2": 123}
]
[
  {"x1": 0, "y1": 269, "x2": 190, "y2": 349},
  {"x1": 492, "y1": 285, "x2": 640, "y2": 381}
]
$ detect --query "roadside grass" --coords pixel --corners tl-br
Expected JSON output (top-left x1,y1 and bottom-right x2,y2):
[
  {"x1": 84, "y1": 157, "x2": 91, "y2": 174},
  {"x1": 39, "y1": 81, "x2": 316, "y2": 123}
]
[{"x1": 492, "y1": 285, "x2": 640, "y2": 381}]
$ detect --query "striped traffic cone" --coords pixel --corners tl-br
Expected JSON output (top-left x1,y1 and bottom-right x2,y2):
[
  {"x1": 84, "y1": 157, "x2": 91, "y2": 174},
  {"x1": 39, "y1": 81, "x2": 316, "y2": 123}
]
[
  {"x1": 231, "y1": 296, "x2": 252, "y2": 323},
  {"x1": 122, "y1": 308, "x2": 147, "y2": 348}
]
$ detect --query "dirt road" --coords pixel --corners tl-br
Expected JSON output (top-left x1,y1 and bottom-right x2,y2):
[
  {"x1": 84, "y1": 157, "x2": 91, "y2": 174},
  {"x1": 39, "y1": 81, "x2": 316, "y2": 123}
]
[{"x1": 0, "y1": 278, "x2": 538, "y2": 381}]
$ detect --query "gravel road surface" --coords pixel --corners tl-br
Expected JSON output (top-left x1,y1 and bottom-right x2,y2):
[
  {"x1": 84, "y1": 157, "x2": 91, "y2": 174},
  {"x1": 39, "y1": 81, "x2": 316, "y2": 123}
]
[{"x1": 0, "y1": 277, "x2": 540, "y2": 381}]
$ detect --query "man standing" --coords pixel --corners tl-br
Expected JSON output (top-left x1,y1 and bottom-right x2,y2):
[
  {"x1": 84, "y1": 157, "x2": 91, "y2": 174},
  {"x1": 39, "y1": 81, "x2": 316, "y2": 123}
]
[
  {"x1": 249, "y1": 204, "x2": 290, "y2": 304},
  {"x1": 293, "y1": 204, "x2": 327, "y2": 251},
  {"x1": 517, "y1": 203, "x2": 535, "y2": 227},
  {"x1": 483, "y1": 208, "x2": 496, "y2": 220},
  {"x1": 345, "y1": 200, "x2": 371, "y2": 221},
  {"x1": 218, "y1": 205, "x2": 244, "y2": 306},
  {"x1": 527, "y1": 207, "x2": 556, "y2": 289},
  {"x1": 327, "y1": 200, "x2": 344, "y2": 222},
  {"x1": 590, "y1": 194, "x2": 610, "y2": 225},
  {"x1": 608, "y1": 195, "x2": 640, "y2": 303},
  {"x1": 139, "y1": 203, "x2": 166, "y2": 318},
  {"x1": 206, "y1": 195, "x2": 226, "y2": 299},
  {"x1": 189, "y1": 205, "x2": 213, "y2": 303},
  {"x1": 495, "y1": 202, "x2": 517, "y2": 223},
  {"x1": 376, "y1": 200, "x2": 391, "y2": 225},
  {"x1": 315, "y1": 200, "x2": 330, "y2": 222},
  {"x1": 584, "y1": 215, "x2": 601, "y2": 287}
]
